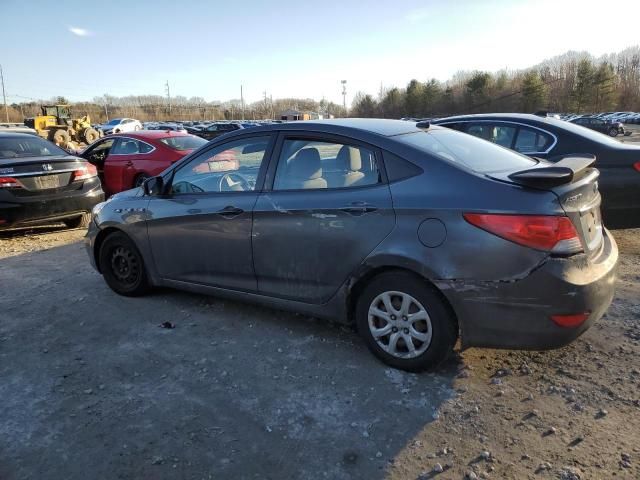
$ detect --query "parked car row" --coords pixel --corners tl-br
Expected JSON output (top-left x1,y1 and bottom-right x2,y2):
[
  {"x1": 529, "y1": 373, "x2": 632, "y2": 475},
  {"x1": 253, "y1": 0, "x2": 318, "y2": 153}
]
[{"x1": 561, "y1": 111, "x2": 640, "y2": 125}]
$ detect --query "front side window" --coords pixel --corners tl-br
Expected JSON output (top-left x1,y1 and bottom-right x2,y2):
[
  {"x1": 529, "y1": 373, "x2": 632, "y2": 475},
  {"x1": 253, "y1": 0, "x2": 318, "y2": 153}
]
[
  {"x1": 273, "y1": 139, "x2": 381, "y2": 191},
  {"x1": 170, "y1": 136, "x2": 270, "y2": 194}
]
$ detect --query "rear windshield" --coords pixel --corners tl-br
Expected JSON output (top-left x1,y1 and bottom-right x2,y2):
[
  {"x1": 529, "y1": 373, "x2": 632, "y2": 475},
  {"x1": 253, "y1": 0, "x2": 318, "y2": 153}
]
[
  {"x1": 160, "y1": 135, "x2": 207, "y2": 151},
  {"x1": 549, "y1": 118, "x2": 626, "y2": 146},
  {"x1": 0, "y1": 136, "x2": 67, "y2": 159},
  {"x1": 397, "y1": 129, "x2": 537, "y2": 173}
]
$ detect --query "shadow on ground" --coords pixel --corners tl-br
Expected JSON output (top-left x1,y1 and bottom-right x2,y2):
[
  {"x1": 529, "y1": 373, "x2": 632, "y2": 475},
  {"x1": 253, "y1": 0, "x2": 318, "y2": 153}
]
[{"x1": 0, "y1": 243, "x2": 460, "y2": 480}]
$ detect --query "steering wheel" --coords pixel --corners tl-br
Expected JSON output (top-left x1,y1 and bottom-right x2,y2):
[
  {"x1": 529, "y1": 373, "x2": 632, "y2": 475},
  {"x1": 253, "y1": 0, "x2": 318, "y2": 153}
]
[{"x1": 218, "y1": 172, "x2": 251, "y2": 192}]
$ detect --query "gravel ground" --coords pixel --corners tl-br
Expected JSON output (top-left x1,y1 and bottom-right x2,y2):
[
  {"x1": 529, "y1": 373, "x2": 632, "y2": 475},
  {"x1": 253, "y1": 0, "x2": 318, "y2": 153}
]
[{"x1": 0, "y1": 225, "x2": 638, "y2": 480}]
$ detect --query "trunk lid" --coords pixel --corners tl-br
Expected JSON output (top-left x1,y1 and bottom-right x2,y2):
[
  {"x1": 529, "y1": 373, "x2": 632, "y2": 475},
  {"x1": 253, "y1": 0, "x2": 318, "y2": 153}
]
[
  {"x1": 489, "y1": 155, "x2": 604, "y2": 257},
  {"x1": 0, "y1": 155, "x2": 88, "y2": 196}
]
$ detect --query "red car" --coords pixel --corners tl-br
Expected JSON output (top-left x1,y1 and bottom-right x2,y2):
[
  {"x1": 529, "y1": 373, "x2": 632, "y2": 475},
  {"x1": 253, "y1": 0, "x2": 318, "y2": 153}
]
[{"x1": 80, "y1": 130, "x2": 207, "y2": 195}]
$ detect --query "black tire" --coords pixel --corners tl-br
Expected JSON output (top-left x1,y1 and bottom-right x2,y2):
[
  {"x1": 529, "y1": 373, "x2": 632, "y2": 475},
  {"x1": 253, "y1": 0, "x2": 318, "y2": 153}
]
[
  {"x1": 608, "y1": 127, "x2": 618, "y2": 137},
  {"x1": 133, "y1": 173, "x2": 150, "y2": 188},
  {"x1": 51, "y1": 129, "x2": 70, "y2": 146},
  {"x1": 64, "y1": 213, "x2": 91, "y2": 229},
  {"x1": 84, "y1": 127, "x2": 99, "y2": 144},
  {"x1": 98, "y1": 231, "x2": 151, "y2": 296},
  {"x1": 355, "y1": 271, "x2": 457, "y2": 372}
]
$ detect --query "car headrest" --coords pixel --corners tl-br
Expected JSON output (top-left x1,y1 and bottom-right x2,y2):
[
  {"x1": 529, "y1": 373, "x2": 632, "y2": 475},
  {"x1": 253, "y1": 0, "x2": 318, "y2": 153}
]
[
  {"x1": 336, "y1": 145, "x2": 362, "y2": 172},
  {"x1": 288, "y1": 148, "x2": 322, "y2": 179}
]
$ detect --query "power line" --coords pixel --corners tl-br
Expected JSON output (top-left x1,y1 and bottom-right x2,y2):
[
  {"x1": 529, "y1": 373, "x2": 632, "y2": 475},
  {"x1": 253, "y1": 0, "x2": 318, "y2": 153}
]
[{"x1": 0, "y1": 64, "x2": 9, "y2": 122}]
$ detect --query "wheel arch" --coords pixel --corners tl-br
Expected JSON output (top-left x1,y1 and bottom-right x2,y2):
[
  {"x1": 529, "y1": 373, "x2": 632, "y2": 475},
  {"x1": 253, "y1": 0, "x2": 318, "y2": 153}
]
[{"x1": 345, "y1": 264, "x2": 460, "y2": 336}]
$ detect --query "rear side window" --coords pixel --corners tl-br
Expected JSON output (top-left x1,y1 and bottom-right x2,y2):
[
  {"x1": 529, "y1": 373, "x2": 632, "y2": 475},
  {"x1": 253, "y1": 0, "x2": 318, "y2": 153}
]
[
  {"x1": 161, "y1": 136, "x2": 207, "y2": 151},
  {"x1": 514, "y1": 127, "x2": 552, "y2": 153},
  {"x1": 397, "y1": 129, "x2": 536, "y2": 173}
]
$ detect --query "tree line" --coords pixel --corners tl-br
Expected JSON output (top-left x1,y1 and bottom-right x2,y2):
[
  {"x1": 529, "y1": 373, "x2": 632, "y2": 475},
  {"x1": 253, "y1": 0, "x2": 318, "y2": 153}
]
[
  {"x1": 4, "y1": 94, "x2": 347, "y2": 124},
  {"x1": 351, "y1": 47, "x2": 640, "y2": 118}
]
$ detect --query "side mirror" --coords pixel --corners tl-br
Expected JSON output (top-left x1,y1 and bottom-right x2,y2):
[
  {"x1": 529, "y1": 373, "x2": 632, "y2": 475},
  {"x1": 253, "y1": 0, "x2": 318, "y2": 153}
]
[{"x1": 143, "y1": 176, "x2": 164, "y2": 196}]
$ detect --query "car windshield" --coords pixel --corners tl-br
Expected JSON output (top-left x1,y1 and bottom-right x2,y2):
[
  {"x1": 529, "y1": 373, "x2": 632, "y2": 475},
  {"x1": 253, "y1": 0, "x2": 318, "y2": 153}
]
[
  {"x1": 160, "y1": 136, "x2": 207, "y2": 151},
  {"x1": 0, "y1": 136, "x2": 68, "y2": 159},
  {"x1": 397, "y1": 128, "x2": 536, "y2": 173},
  {"x1": 106, "y1": 119, "x2": 122, "y2": 125}
]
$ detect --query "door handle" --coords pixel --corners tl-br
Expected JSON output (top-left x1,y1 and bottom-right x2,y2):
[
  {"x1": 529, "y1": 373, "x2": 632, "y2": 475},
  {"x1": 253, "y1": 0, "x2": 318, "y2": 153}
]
[
  {"x1": 125, "y1": 160, "x2": 134, "y2": 167},
  {"x1": 216, "y1": 205, "x2": 244, "y2": 218},
  {"x1": 339, "y1": 202, "x2": 377, "y2": 215}
]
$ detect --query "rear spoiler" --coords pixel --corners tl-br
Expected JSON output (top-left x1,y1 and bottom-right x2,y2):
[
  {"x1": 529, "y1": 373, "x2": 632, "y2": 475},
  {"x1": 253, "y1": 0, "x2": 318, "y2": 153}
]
[{"x1": 508, "y1": 154, "x2": 596, "y2": 187}]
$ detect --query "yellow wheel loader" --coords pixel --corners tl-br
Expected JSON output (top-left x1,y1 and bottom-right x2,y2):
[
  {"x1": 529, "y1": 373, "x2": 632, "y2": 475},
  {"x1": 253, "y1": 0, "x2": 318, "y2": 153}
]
[{"x1": 24, "y1": 105, "x2": 101, "y2": 148}]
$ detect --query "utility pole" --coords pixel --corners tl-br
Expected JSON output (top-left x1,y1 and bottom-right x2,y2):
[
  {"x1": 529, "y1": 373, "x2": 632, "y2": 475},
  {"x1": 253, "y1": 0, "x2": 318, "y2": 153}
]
[
  {"x1": 0, "y1": 64, "x2": 9, "y2": 122},
  {"x1": 165, "y1": 80, "x2": 171, "y2": 117},
  {"x1": 341, "y1": 80, "x2": 347, "y2": 114},
  {"x1": 240, "y1": 84, "x2": 245, "y2": 121}
]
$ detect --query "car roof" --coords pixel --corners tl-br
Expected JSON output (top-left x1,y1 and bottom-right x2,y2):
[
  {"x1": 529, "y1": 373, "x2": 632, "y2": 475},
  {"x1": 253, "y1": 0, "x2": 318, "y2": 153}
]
[
  {"x1": 224, "y1": 118, "x2": 426, "y2": 137},
  {"x1": 0, "y1": 131, "x2": 40, "y2": 139},
  {"x1": 106, "y1": 130, "x2": 190, "y2": 140}
]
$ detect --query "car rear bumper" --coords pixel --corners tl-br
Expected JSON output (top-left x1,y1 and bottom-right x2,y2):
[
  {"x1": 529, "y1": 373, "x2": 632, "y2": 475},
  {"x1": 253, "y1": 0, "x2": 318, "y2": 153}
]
[
  {"x1": 441, "y1": 229, "x2": 618, "y2": 350},
  {"x1": 0, "y1": 185, "x2": 104, "y2": 229}
]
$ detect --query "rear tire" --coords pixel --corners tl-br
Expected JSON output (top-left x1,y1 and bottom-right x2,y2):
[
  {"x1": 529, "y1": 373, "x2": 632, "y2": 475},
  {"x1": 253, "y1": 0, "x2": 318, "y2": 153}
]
[
  {"x1": 608, "y1": 127, "x2": 619, "y2": 137},
  {"x1": 64, "y1": 213, "x2": 91, "y2": 229},
  {"x1": 98, "y1": 232, "x2": 151, "y2": 296},
  {"x1": 355, "y1": 271, "x2": 457, "y2": 372}
]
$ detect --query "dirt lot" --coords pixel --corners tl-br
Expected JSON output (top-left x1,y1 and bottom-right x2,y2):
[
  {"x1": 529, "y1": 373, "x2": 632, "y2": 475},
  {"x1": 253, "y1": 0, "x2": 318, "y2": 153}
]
[{"x1": 0, "y1": 224, "x2": 639, "y2": 480}]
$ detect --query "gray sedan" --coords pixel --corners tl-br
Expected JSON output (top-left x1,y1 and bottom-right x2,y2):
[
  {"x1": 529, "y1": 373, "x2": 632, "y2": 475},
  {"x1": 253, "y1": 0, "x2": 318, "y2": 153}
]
[{"x1": 85, "y1": 119, "x2": 618, "y2": 371}]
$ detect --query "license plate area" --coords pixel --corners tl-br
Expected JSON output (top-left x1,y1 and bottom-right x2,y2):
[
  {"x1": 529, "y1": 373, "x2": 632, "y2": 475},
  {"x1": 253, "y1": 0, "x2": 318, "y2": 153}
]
[
  {"x1": 33, "y1": 174, "x2": 63, "y2": 190},
  {"x1": 580, "y1": 207, "x2": 603, "y2": 253}
]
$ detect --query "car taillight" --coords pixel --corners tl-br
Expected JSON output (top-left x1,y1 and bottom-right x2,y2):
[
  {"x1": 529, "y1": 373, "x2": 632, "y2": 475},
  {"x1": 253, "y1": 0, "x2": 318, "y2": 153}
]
[
  {"x1": 463, "y1": 213, "x2": 583, "y2": 254},
  {"x1": 0, "y1": 176, "x2": 22, "y2": 188},
  {"x1": 633, "y1": 161, "x2": 640, "y2": 172},
  {"x1": 72, "y1": 163, "x2": 98, "y2": 181},
  {"x1": 550, "y1": 312, "x2": 590, "y2": 328}
]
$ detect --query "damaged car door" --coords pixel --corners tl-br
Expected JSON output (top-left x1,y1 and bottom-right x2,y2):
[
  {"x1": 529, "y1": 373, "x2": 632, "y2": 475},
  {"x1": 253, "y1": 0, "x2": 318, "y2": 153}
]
[
  {"x1": 145, "y1": 135, "x2": 274, "y2": 290},
  {"x1": 252, "y1": 134, "x2": 395, "y2": 303}
]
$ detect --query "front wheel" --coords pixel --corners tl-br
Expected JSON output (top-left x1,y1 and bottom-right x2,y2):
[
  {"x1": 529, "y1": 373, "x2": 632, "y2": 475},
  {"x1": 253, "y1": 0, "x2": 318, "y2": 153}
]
[
  {"x1": 608, "y1": 127, "x2": 619, "y2": 137},
  {"x1": 355, "y1": 271, "x2": 457, "y2": 372},
  {"x1": 98, "y1": 232, "x2": 151, "y2": 296}
]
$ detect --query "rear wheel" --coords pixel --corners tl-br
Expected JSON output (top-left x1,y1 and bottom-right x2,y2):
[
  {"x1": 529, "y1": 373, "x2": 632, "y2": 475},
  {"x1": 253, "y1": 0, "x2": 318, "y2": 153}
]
[
  {"x1": 99, "y1": 232, "x2": 151, "y2": 296},
  {"x1": 64, "y1": 213, "x2": 91, "y2": 229},
  {"x1": 608, "y1": 127, "x2": 619, "y2": 137},
  {"x1": 355, "y1": 271, "x2": 457, "y2": 372},
  {"x1": 51, "y1": 129, "x2": 70, "y2": 147}
]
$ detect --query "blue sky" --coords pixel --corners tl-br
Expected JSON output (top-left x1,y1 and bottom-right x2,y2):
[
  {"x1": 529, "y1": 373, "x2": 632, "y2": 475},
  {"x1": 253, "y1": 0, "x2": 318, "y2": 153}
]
[{"x1": 1, "y1": 0, "x2": 639, "y2": 105}]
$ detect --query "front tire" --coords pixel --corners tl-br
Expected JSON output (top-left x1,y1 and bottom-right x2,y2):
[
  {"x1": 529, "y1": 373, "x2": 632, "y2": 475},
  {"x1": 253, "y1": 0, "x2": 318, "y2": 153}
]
[
  {"x1": 608, "y1": 127, "x2": 619, "y2": 137},
  {"x1": 64, "y1": 213, "x2": 91, "y2": 229},
  {"x1": 98, "y1": 232, "x2": 151, "y2": 296},
  {"x1": 355, "y1": 271, "x2": 457, "y2": 372}
]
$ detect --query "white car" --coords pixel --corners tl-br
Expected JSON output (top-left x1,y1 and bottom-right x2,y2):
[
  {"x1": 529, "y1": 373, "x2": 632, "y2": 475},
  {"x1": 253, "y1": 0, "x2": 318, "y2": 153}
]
[{"x1": 98, "y1": 118, "x2": 142, "y2": 135}]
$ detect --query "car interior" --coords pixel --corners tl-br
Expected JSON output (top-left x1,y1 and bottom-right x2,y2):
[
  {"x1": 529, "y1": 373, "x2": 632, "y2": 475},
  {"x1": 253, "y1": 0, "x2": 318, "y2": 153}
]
[{"x1": 274, "y1": 141, "x2": 380, "y2": 190}]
